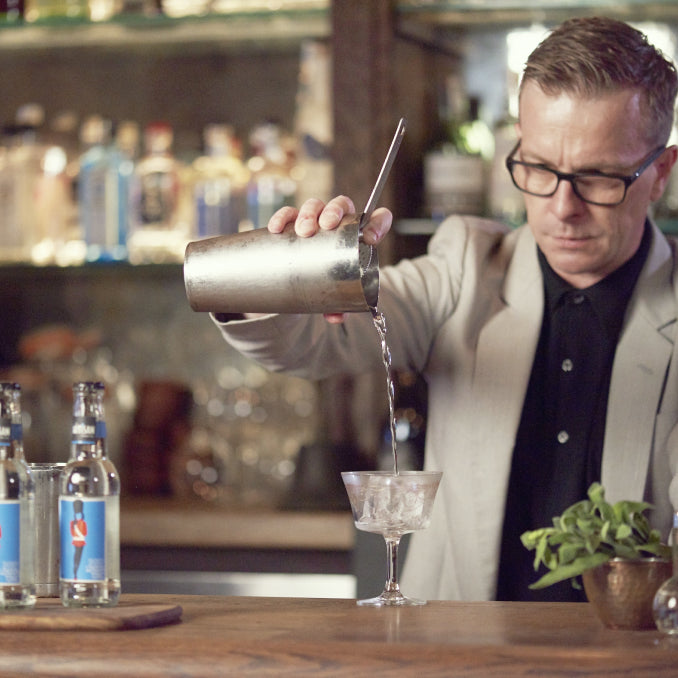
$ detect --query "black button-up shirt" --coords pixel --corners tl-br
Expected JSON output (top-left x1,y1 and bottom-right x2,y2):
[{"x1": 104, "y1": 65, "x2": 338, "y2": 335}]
[{"x1": 496, "y1": 222, "x2": 651, "y2": 602}]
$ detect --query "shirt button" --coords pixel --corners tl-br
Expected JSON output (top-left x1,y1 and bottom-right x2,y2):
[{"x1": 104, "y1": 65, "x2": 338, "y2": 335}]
[
  {"x1": 557, "y1": 430, "x2": 569, "y2": 444},
  {"x1": 572, "y1": 294, "x2": 585, "y2": 305},
  {"x1": 562, "y1": 358, "x2": 573, "y2": 372}
]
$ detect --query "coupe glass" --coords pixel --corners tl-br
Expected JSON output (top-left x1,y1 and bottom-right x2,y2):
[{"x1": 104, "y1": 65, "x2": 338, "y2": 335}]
[{"x1": 341, "y1": 470, "x2": 442, "y2": 606}]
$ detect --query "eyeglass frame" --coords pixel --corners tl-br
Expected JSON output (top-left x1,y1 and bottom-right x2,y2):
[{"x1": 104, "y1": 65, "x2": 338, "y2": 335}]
[{"x1": 505, "y1": 141, "x2": 666, "y2": 207}]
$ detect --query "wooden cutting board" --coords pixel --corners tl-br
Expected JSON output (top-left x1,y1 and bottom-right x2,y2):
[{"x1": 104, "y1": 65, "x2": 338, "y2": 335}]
[{"x1": 0, "y1": 599, "x2": 182, "y2": 631}]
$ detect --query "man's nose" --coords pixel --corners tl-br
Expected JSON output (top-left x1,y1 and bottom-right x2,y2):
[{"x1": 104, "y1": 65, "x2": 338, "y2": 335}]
[{"x1": 549, "y1": 178, "x2": 586, "y2": 218}]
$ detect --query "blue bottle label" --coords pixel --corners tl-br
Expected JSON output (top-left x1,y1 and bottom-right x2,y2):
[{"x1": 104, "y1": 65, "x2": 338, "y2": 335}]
[
  {"x1": 0, "y1": 500, "x2": 21, "y2": 584},
  {"x1": 59, "y1": 497, "x2": 106, "y2": 582},
  {"x1": 71, "y1": 416, "x2": 96, "y2": 444},
  {"x1": 71, "y1": 417, "x2": 105, "y2": 444}
]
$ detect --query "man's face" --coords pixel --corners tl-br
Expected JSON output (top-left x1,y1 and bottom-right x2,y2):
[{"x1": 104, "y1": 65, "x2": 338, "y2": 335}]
[{"x1": 517, "y1": 81, "x2": 676, "y2": 288}]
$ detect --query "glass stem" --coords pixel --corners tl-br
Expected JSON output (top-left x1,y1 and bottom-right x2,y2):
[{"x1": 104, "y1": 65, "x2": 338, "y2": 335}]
[{"x1": 384, "y1": 536, "x2": 401, "y2": 593}]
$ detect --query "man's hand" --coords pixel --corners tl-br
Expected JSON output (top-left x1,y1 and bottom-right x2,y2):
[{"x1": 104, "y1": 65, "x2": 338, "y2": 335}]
[
  {"x1": 267, "y1": 195, "x2": 393, "y2": 322},
  {"x1": 268, "y1": 195, "x2": 393, "y2": 244}
]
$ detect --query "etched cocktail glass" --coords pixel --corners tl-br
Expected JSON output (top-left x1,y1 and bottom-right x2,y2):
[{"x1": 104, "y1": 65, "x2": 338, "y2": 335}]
[{"x1": 341, "y1": 470, "x2": 442, "y2": 606}]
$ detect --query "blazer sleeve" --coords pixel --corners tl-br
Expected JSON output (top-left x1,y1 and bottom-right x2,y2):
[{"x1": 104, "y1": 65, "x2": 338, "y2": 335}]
[{"x1": 213, "y1": 215, "x2": 510, "y2": 380}]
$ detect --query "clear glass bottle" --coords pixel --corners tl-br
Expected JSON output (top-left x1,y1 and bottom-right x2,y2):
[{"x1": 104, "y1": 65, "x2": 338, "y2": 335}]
[
  {"x1": 78, "y1": 116, "x2": 115, "y2": 262},
  {"x1": 653, "y1": 512, "x2": 678, "y2": 633},
  {"x1": 0, "y1": 0, "x2": 24, "y2": 23},
  {"x1": 0, "y1": 129, "x2": 26, "y2": 263},
  {"x1": 192, "y1": 124, "x2": 249, "y2": 238},
  {"x1": 0, "y1": 123, "x2": 43, "y2": 263},
  {"x1": 114, "y1": 120, "x2": 139, "y2": 252},
  {"x1": 0, "y1": 383, "x2": 36, "y2": 609},
  {"x1": 127, "y1": 121, "x2": 187, "y2": 263},
  {"x1": 59, "y1": 382, "x2": 120, "y2": 608},
  {"x1": 246, "y1": 122, "x2": 297, "y2": 230},
  {"x1": 78, "y1": 116, "x2": 132, "y2": 262},
  {"x1": 25, "y1": 0, "x2": 89, "y2": 21}
]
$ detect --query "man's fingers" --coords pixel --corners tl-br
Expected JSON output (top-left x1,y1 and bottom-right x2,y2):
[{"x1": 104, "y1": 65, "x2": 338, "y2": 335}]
[
  {"x1": 268, "y1": 206, "x2": 299, "y2": 233},
  {"x1": 360, "y1": 207, "x2": 393, "y2": 246}
]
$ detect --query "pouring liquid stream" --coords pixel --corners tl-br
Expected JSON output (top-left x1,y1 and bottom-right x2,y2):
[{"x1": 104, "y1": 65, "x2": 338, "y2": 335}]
[{"x1": 372, "y1": 309, "x2": 398, "y2": 475}]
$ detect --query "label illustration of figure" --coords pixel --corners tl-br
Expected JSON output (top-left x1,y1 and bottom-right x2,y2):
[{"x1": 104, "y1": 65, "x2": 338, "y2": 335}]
[{"x1": 70, "y1": 500, "x2": 87, "y2": 580}]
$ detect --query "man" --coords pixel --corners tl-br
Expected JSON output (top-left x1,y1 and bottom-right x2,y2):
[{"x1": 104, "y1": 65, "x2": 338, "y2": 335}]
[{"x1": 214, "y1": 16, "x2": 678, "y2": 601}]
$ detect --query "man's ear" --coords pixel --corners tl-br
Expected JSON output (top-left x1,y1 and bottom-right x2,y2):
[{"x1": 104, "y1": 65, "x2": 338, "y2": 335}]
[{"x1": 651, "y1": 145, "x2": 678, "y2": 202}]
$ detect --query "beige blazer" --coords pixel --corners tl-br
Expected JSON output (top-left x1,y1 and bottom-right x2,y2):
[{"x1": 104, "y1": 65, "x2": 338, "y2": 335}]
[{"x1": 217, "y1": 215, "x2": 678, "y2": 601}]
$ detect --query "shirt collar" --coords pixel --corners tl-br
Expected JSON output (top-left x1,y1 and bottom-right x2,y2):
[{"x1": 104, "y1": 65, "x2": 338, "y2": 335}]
[{"x1": 538, "y1": 221, "x2": 651, "y2": 338}]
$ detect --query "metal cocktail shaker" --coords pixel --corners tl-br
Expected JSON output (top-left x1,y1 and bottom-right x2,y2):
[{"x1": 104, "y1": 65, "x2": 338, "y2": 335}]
[
  {"x1": 183, "y1": 215, "x2": 379, "y2": 314},
  {"x1": 183, "y1": 117, "x2": 406, "y2": 316}
]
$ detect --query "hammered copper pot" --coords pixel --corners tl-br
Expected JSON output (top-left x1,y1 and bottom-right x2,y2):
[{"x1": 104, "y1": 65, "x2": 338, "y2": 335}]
[{"x1": 582, "y1": 558, "x2": 672, "y2": 630}]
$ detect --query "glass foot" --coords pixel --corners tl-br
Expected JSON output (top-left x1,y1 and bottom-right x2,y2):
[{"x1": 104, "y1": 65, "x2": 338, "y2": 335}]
[{"x1": 357, "y1": 590, "x2": 427, "y2": 607}]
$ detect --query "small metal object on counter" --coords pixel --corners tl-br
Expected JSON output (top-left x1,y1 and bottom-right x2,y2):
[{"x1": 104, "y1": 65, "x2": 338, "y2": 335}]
[
  {"x1": 31, "y1": 462, "x2": 65, "y2": 598},
  {"x1": 183, "y1": 118, "x2": 406, "y2": 315}
]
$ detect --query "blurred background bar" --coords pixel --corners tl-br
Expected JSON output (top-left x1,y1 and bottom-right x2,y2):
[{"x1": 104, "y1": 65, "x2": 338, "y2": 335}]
[{"x1": 0, "y1": 0, "x2": 676, "y2": 597}]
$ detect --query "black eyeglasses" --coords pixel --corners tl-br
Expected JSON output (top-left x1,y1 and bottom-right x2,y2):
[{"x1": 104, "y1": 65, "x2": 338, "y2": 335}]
[{"x1": 505, "y1": 142, "x2": 666, "y2": 207}]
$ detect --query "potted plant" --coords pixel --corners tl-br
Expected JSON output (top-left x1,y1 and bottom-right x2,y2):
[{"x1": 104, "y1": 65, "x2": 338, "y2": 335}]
[{"x1": 521, "y1": 482, "x2": 672, "y2": 629}]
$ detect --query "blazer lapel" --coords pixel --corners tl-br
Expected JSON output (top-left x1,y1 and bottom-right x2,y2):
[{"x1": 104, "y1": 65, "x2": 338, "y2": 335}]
[
  {"x1": 602, "y1": 223, "x2": 677, "y2": 502},
  {"x1": 468, "y1": 227, "x2": 544, "y2": 589}
]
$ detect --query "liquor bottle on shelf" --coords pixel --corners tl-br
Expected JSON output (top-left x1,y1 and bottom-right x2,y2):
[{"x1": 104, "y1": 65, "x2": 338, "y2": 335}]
[
  {"x1": 0, "y1": 382, "x2": 36, "y2": 609},
  {"x1": 192, "y1": 124, "x2": 249, "y2": 238},
  {"x1": 77, "y1": 115, "x2": 128, "y2": 262},
  {"x1": 127, "y1": 121, "x2": 188, "y2": 263},
  {"x1": 25, "y1": 0, "x2": 89, "y2": 21},
  {"x1": 59, "y1": 381, "x2": 120, "y2": 608},
  {"x1": 161, "y1": 0, "x2": 210, "y2": 17},
  {"x1": 293, "y1": 40, "x2": 333, "y2": 206},
  {"x1": 88, "y1": 0, "x2": 120, "y2": 21},
  {"x1": 112, "y1": 120, "x2": 139, "y2": 249},
  {"x1": 0, "y1": 122, "x2": 44, "y2": 263},
  {"x1": 0, "y1": 103, "x2": 74, "y2": 265},
  {"x1": 0, "y1": 0, "x2": 24, "y2": 22},
  {"x1": 245, "y1": 122, "x2": 297, "y2": 230},
  {"x1": 0, "y1": 127, "x2": 29, "y2": 263}
]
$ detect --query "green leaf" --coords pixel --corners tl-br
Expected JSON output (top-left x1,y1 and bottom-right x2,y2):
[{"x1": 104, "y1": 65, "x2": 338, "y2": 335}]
[
  {"x1": 576, "y1": 517, "x2": 595, "y2": 534},
  {"x1": 557, "y1": 541, "x2": 581, "y2": 565},
  {"x1": 589, "y1": 535, "x2": 602, "y2": 553},
  {"x1": 528, "y1": 552, "x2": 611, "y2": 589},
  {"x1": 534, "y1": 537, "x2": 548, "y2": 569},
  {"x1": 521, "y1": 527, "x2": 553, "y2": 549},
  {"x1": 615, "y1": 524, "x2": 632, "y2": 540},
  {"x1": 587, "y1": 482, "x2": 605, "y2": 504},
  {"x1": 612, "y1": 543, "x2": 638, "y2": 559}
]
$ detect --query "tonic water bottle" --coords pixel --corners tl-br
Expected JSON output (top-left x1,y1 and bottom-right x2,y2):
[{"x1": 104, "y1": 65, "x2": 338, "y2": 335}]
[
  {"x1": 0, "y1": 382, "x2": 36, "y2": 609},
  {"x1": 59, "y1": 382, "x2": 120, "y2": 607}
]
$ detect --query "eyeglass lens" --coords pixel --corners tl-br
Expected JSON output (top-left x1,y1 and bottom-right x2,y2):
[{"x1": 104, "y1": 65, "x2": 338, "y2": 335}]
[{"x1": 510, "y1": 164, "x2": 626, "y2": 205}]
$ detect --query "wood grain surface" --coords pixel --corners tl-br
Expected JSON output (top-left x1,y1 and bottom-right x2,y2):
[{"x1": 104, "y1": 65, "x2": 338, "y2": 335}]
[
  {"x1": 0, "y1": 594, "x2": 677, "y2": 677},
  {"x1": 0, "y1": 600, "x2": 182, "y2": 631}
]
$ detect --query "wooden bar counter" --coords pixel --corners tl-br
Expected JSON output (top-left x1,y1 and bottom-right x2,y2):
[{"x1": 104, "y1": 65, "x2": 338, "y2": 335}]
[{"x1": 1, "y1": 594, "x2": 678, "y2": 676}]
